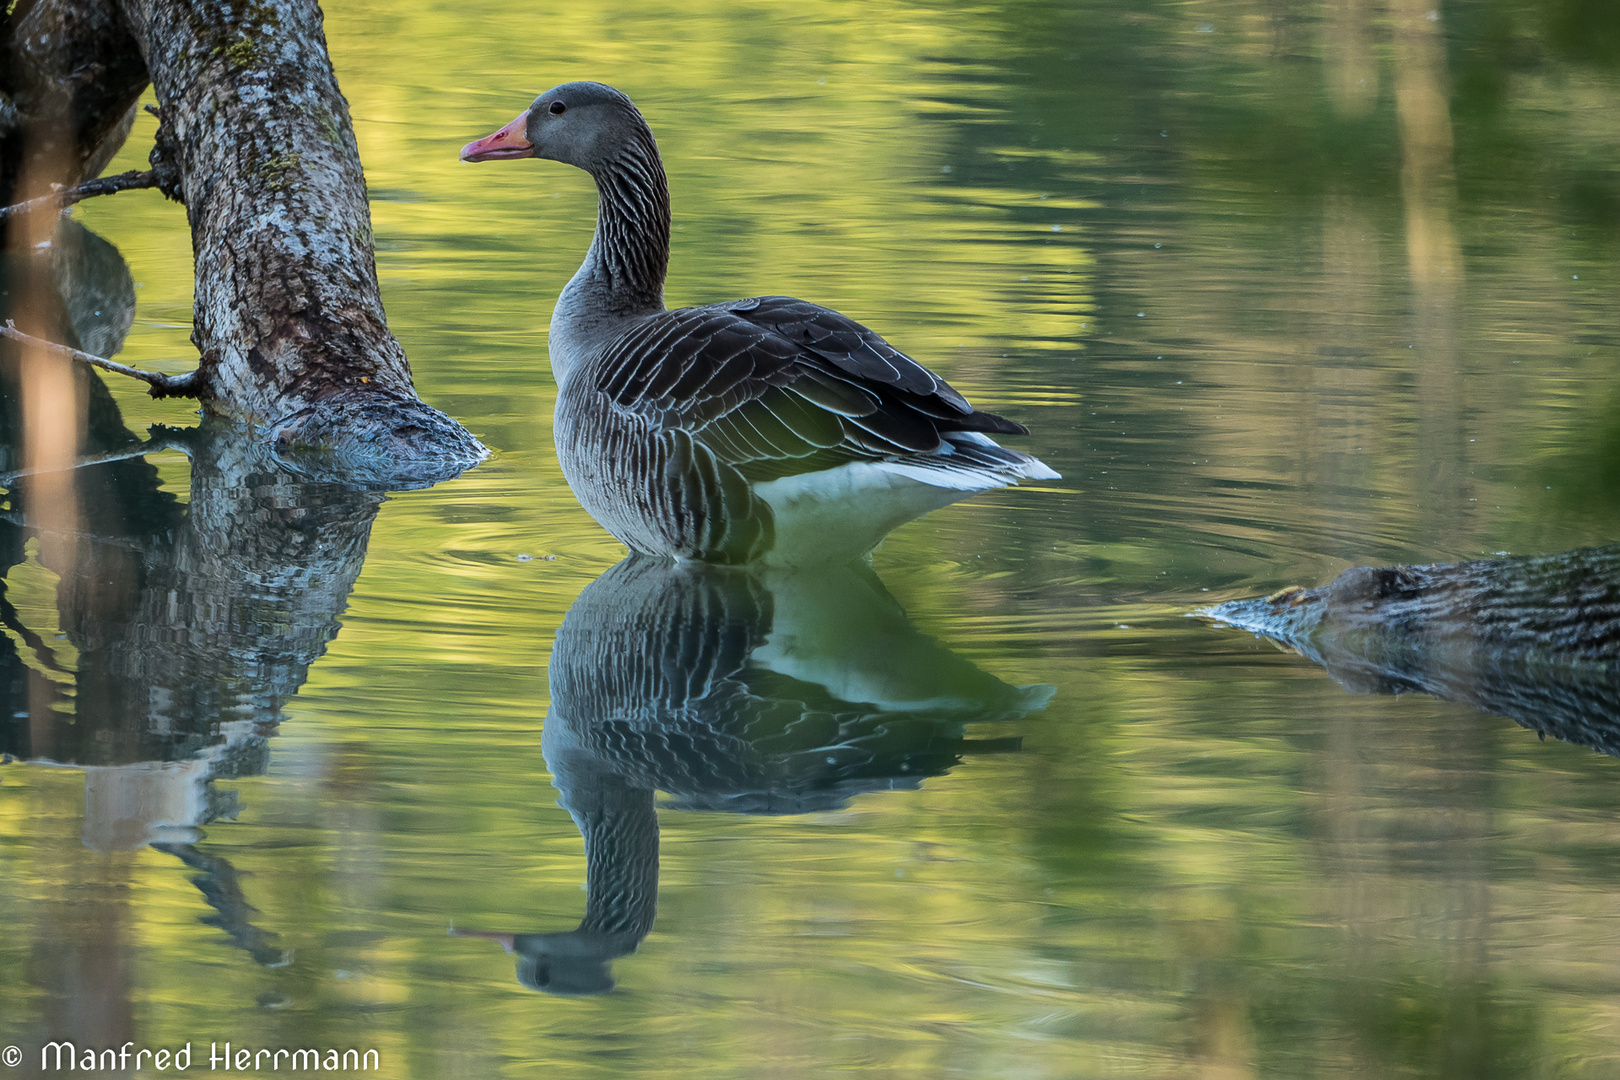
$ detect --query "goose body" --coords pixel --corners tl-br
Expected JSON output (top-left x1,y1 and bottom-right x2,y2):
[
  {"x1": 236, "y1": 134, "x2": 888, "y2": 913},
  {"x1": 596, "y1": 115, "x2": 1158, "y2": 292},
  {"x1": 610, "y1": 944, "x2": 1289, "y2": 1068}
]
[{"x1": 463, "y1": 82, "x2": 1057, "y2": 565}]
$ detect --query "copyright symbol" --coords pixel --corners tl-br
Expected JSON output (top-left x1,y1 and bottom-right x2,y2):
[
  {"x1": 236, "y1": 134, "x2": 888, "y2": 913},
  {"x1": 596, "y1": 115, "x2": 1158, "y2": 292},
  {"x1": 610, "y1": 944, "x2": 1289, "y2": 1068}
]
[{"x1": 2, "y1": 1045, "x2": 21, "y2": 1067}]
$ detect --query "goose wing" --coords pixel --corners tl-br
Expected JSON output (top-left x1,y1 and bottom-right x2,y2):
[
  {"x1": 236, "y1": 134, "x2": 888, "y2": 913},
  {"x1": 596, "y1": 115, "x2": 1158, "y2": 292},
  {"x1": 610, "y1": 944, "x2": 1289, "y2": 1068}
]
[{"x1": 599, "y1": 296, "x2": 1023, "y2": 483}]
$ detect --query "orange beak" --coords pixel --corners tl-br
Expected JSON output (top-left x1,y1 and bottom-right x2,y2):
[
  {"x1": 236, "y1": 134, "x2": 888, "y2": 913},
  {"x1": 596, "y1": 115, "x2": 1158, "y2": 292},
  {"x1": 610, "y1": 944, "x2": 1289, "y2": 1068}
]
[{"x1": 460, "y1": 112, "x2": 533, "y2": 162}]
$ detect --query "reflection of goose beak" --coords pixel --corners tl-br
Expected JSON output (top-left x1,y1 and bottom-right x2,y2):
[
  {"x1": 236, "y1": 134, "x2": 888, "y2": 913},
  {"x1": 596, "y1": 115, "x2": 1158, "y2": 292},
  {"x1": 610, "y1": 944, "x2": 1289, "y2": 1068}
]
[{"x1": 450, "y1": 928, "x2": 516, "y2": 953}]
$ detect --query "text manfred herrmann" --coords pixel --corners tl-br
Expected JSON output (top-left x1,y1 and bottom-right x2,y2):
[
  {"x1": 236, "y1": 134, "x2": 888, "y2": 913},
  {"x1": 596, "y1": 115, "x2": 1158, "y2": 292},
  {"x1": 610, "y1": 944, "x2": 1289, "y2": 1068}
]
[{"x1": 38, "y1": 1040, "x2": 381, "y2": 1072}]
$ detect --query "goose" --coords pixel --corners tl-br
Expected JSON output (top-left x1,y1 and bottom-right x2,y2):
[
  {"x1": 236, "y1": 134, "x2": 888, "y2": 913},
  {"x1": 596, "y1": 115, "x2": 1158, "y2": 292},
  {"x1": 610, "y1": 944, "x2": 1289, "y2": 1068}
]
[{"x1": 461, "y1": 82, "x2": 1058, "y2": 565}]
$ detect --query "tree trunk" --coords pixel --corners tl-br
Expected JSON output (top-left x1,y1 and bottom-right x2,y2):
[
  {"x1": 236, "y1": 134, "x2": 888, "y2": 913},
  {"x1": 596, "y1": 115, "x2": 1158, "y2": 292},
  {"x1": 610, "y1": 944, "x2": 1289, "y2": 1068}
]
[
  {"x1": 115, "y1": 0, "x2": 485, "y2": 482},
  {"x1": 2, "y1": 0, "x2": 487, "y2": 485}
]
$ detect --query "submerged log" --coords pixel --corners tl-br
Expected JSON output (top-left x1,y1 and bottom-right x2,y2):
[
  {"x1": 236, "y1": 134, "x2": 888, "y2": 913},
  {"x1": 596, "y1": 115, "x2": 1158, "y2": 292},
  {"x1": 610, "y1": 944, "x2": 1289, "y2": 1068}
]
[
  {"x1": 2, "y1": 0, "x2": 487, "y2": 484},
  {"x1": 1206, "y1": 547, "x2": 1620, "y2": 752}
]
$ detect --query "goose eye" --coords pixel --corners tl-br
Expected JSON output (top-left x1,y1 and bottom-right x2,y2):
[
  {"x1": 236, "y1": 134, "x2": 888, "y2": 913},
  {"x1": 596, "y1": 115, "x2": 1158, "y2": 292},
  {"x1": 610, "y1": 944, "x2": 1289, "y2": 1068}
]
[{"x1": 548, "y1": 101, "x2": 567, "y2": 115}]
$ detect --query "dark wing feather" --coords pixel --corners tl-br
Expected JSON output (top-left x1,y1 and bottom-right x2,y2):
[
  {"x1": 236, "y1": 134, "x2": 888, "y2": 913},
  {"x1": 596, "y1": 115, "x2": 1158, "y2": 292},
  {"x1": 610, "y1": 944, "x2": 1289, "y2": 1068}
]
[
  {"x1": 600, "y1": 297, "x2": 1025, "y2": 484},
  {"x1": 732, "y1": 296, "x2": 1028, "y2": 437}
]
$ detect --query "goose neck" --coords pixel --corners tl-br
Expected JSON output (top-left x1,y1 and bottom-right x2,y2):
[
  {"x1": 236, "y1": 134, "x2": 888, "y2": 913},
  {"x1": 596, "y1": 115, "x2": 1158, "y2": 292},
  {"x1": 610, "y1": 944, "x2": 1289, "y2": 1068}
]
[{"x1": 578, "y1": 135, "x2": 671, "y2": 316}]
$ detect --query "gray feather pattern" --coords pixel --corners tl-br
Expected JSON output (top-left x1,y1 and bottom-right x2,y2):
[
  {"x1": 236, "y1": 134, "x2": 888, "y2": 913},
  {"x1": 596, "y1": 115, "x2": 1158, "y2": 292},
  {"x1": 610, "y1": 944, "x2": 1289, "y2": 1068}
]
[{"x1": 535, "y1": 83, "x2": 1054, "y2": 563}]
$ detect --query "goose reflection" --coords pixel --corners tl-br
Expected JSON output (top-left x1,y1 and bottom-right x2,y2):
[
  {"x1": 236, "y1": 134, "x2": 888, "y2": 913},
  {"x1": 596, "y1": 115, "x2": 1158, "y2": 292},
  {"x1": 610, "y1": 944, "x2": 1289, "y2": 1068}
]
[{"x1": 459, "y1": 556, "x2": 1053, "y2": 994}]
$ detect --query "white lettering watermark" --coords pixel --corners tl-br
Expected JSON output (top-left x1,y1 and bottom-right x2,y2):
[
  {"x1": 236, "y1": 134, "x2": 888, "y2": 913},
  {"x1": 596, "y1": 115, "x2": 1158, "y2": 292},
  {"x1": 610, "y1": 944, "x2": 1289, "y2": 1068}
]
[{"x1": 20, "y1": 1041, "x2": 380, "y2": 1072}]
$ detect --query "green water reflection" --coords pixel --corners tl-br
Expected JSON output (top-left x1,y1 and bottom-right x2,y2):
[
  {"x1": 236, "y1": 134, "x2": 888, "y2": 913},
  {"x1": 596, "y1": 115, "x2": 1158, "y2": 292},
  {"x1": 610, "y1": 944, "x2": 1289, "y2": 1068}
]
[{"x1": 3, "y1": 0, "x2": 1620, "y2": 1076}]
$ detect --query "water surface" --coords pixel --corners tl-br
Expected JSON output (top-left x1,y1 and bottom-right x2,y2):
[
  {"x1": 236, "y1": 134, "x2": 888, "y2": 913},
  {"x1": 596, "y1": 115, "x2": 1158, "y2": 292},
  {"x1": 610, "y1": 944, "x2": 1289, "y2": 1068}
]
[{"x1": 4, "y1": 0, "x2": 1620, "y2": 1076}]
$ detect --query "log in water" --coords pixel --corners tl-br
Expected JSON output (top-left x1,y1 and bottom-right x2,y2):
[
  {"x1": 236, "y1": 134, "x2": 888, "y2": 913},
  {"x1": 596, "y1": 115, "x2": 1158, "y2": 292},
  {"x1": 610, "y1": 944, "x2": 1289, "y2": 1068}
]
[{"x1": 1206, "y1": 547, "x2": 1620, "y2": 753}]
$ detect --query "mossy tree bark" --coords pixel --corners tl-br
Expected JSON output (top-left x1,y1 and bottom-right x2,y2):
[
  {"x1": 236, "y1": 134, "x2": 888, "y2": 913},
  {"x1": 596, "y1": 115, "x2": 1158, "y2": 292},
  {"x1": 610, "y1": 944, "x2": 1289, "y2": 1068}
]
[{"x1": 1, "y1": 0, "x2": 486, "y2": 485}]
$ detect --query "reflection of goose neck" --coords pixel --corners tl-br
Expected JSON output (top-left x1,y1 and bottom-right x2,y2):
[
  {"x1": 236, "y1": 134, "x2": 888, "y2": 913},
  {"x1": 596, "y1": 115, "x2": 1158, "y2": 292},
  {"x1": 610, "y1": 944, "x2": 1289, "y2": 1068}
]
[
  {"x1": 503, "y1": 760, "x2": 659, "y2": 995},
  {"x1": 565, "y1": 777, "x2": 659, "y2": 942}
]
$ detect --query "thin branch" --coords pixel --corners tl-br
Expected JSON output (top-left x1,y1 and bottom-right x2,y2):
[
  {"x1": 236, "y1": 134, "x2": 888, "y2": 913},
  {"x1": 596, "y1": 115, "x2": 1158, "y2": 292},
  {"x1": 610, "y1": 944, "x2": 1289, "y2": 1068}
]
[
  {"x1": 0, "y1": 433, "x2": 191, "y2": 485},
  {"x1": 0, "y1": 169, "x2": 160, "y2": 221},
  {"x1": 1, "y1": 321, "x2": 200, "y2": 398},
  {"x1": 0, "y1": 508, "x2": 163, "y2": 551}
]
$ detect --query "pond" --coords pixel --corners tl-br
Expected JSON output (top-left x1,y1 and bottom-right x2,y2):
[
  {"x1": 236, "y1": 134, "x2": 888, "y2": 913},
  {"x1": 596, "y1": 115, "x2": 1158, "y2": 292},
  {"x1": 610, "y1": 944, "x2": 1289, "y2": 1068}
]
[{"x1": 4, "y1": 0, "x2": 1620, "y2": 1076}]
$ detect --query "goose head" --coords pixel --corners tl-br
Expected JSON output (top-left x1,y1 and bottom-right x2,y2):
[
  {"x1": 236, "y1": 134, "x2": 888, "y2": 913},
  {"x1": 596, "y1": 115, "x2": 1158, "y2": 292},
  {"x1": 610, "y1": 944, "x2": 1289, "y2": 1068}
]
[
  {"x1": 460, "y1": 81, "x2": 649, "y2": 172},
  {"x1": 452, "y1": 928, "x2": 623, "y2": 996}
]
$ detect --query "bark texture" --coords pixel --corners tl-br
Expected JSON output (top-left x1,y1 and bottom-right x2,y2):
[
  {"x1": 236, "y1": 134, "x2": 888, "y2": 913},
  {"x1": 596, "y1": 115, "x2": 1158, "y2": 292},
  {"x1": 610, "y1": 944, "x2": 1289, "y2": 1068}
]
[
  {"x1": 1206, "y1": 548, "x2": 1620, "y2": 753},
  {"x1": 3, "y1": 0, "x2": 486, "y2": 483},
  {"x1": 113, "y1": 0, "x2": 485, "y2": 481}
]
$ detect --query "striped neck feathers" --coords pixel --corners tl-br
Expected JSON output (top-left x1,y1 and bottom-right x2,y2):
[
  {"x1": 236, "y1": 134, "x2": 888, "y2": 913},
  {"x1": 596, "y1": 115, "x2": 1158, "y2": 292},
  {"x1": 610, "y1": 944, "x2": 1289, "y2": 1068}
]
[{"x1": 581, "y1": 126, "x2": 671, "y2": 315}]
